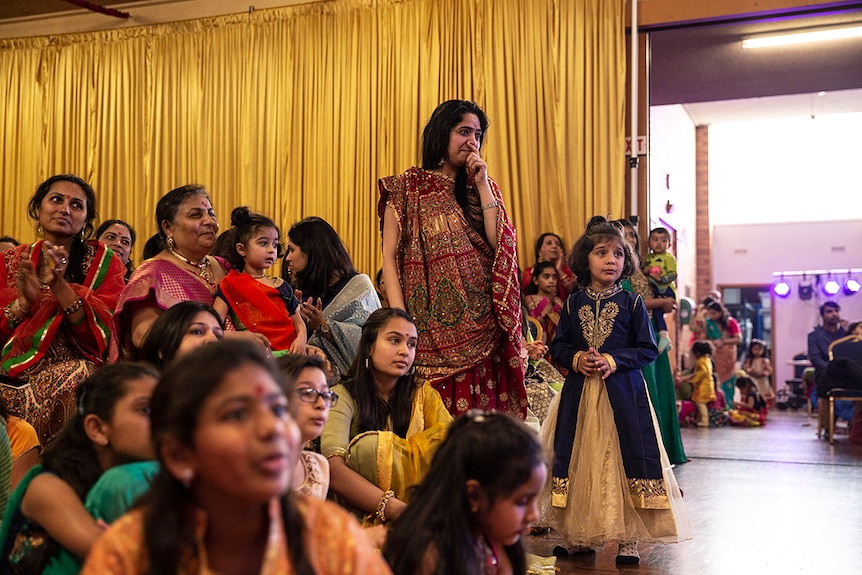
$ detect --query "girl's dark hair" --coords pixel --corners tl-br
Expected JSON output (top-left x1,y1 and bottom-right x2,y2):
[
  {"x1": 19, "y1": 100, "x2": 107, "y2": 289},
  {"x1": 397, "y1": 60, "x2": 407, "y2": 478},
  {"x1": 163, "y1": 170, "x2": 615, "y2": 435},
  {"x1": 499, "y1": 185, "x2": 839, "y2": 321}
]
[
  {"x1": 285, "y1": 217, "x2": 356, "y2": 300},
  {"x1": 155, "y1": 184, "x2": 210, "y2": 241},
  {"x1": 691, "y1": 341, "x2": 713, "y2": 358},
  {"x1": 706, "y1": 299, "x2": 730, "y2": 331},
  {"x1": 141, "y1": 233, "x2": 164, "y2": 260},
  {"x1": 568, "y1": 216, "x2": 636, "y2": 288},
  {"x1": 383, "y1": 411, "x2": 543, "y2": 575},
  {"x1": 219, "y1": 206, "x2": 282, "y2": 271},
  {"x1": 277, "y1": 353, "x2": 331, "y2": 416},
  {"x1": 41, "y1": 362, "x2": 159, "y2": 499},
  {"x1": 736, "y1": 375, "x2": 756, "y2": 391},
  {"x1": 341, "y1": 308, "x2": 418, "y2": 437},
  {"x1": 531, "y1": 261, "x2": 557, "y2": 284},
  {"x1": 141, "y1": 339, "x2": 313, "y2": 575},
  {"x1": 421, "y1": 100, "x2": 490, "y2": 239},
  {"x1": 95, "y1": 219, "x2": 137, "y2": 278},
  {"x1": 27, "y1": 174, "x2": 99, "y2": 284},
  {"x1": 747, "y1": 338, "x2": 768, "y2": 354},
  {"x1": 0, "y1": 236, "x2": 20, "y2": 247},
  {"x1": 138, "y1": 301, "x2": 222, "y2": 370},
  {"x1": 533, "y1": 232, "x2": 563, "y2": 262}
]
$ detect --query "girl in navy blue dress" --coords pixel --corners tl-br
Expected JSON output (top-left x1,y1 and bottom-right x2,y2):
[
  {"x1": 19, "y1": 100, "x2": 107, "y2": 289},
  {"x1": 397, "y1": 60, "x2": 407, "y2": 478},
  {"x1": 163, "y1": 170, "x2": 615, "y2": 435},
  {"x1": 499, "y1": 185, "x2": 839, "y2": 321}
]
[{"x1": 541, "y1": 217, "x2": 690, "y2": 565}]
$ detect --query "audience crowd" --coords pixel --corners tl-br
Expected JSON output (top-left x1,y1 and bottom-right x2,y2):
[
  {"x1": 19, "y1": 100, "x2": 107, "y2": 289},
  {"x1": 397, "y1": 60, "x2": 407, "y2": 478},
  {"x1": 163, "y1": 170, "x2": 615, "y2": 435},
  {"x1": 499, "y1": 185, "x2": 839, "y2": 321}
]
[{"x1": 5, "y1": 98, "x2": 852, "y2": 573}]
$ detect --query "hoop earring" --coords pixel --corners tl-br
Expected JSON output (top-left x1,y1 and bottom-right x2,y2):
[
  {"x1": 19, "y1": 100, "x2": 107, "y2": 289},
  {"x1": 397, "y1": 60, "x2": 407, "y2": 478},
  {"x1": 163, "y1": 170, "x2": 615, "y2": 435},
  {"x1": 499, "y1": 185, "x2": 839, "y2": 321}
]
[{"x1": 166, "y1": 236, "x2": 175, "y2": 249}]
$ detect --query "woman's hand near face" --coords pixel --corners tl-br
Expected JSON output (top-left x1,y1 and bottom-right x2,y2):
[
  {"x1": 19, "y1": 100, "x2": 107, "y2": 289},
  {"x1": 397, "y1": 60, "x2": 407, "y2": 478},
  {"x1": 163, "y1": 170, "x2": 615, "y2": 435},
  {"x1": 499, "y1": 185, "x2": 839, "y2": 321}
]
[{"x1": 465, "y1": 143, "x2": 488, "y2": 186}]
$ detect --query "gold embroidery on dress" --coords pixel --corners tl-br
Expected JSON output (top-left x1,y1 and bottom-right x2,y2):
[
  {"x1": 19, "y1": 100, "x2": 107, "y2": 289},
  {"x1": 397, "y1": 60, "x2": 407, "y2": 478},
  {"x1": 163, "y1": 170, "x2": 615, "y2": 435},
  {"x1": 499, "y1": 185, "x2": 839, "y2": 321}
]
[
  {"x1": 552, "y1": 476, "x2": 569, "y2": 508},
  {"x1": 577, "y1": 301, "x2": 619, "y2": 349},
  {"x1": 628, "y1": 477, "x2": 671, "y2": 509}
]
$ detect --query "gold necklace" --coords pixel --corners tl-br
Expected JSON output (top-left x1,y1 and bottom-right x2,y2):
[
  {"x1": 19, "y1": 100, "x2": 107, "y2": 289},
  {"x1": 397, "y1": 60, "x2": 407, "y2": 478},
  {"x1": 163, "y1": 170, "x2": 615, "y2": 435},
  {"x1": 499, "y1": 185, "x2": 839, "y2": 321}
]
[{"x1": 169, "y1": 247, "x2": 212, "y2": 283}]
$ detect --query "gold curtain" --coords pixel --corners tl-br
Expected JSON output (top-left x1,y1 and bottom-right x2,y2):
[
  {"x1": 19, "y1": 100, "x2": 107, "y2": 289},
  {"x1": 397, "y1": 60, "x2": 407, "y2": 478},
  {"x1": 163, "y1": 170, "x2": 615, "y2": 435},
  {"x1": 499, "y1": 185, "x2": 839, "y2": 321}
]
[{"x1": 0, "y1": 0, "x2": 625, "y2": 277}]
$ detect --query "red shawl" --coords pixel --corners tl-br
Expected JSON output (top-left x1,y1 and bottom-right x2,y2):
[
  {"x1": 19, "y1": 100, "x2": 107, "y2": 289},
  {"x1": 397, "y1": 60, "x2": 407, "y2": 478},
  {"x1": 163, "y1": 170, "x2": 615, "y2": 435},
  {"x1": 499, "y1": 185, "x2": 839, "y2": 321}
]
[
  {"x1": 218, "y1": 271, "x2": 296, "y2": 351},
  {"x1": 1, "y1": 241, "x2": 125, "y2": 376}
]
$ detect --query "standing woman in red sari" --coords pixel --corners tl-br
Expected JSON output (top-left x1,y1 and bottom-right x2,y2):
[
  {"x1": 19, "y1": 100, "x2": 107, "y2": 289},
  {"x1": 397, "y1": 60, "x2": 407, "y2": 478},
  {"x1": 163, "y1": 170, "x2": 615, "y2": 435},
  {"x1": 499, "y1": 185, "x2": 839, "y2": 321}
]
[
  {"x1": 0, "y1": 175, "x2": 126, "y2": 443},
  {"x1": 379, "y1": 100, "x2": 527, "y2": 419}
]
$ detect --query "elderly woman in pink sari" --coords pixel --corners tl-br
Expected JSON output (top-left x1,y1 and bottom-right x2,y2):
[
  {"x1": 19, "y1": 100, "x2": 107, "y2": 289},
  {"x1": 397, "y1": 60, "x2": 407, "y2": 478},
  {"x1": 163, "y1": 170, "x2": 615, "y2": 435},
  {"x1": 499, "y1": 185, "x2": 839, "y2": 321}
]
[{"x1": 111, "y1": 185, "x2": 270, "y2": 362}]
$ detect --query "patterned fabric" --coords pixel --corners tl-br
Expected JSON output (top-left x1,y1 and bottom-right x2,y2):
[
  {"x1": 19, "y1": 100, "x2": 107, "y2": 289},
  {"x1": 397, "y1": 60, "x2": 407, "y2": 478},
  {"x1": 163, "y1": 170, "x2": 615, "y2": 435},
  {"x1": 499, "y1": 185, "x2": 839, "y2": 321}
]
[
  {"x1": 541, "y1": 286, "x2": 690, "y2": 545},
  {"x1": 294, "y1": 451, "x2": 329, "y2": 500},
  {"x1": 0, "y1": 241, "x2": 125, "y2": 443},
  {"x1": 217, "y1": 271, "x2": 297, "y2": 352},
  {"x1": 642, "y1": 252, "x2": 677, "y2": 298},
  {"x1": 378, "y1": 167, "x2": 526, "y2": 418},
  {"x1": 306, "y1": 274, "x2": 380, "y2": 378},
  {"x1": 81, "y1": 496, "x2": 393, "y2": 575},
  {"x1": 110, "y1": 256, "x2": 230, "y2": 361},
  {"x1": 321, "y1": 382, "x2": 451, "y2": 520}
]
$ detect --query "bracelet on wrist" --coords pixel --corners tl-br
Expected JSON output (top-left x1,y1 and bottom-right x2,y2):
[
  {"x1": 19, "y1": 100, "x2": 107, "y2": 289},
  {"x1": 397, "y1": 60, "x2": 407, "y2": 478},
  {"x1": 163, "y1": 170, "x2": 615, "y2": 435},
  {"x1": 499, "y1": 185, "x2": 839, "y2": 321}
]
[
  {"x1": 481, "y1": 200, "x2": 499, "y2": 211},
  {"x1": 375, "y1": 490, "x2": 395, "y2": 523},
  {"x1": 3, "y1": 305, "x2": 22, "y2": 328},
  {"x1": 62, "y1": 297, "x2": 84, "y2": 315}
]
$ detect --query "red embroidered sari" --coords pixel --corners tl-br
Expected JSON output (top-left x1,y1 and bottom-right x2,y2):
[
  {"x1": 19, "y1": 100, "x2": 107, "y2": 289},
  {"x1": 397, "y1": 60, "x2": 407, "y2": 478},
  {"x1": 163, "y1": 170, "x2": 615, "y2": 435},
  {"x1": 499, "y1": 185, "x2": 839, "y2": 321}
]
[
  {"x1": 218, "y1": 271, "x2": 297, "y2": 351},
  {"x1": 378, "y1": 167, "x2": 526, "y2": 418}
]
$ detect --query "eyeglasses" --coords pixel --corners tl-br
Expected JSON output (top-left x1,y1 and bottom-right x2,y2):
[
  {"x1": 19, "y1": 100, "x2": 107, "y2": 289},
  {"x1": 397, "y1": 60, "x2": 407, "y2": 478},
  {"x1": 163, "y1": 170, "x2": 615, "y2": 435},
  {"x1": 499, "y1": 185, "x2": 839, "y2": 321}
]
[{"x1": 294, "y1": 388, "x2": 339, "y2": 407}]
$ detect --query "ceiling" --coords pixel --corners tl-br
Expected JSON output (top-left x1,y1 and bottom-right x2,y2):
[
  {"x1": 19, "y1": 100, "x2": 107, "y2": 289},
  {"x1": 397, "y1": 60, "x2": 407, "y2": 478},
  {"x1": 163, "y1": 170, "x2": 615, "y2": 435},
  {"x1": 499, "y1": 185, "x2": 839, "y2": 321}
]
[
  {"x1": 649, "y1": 5, "x2": 862, "y2": 125},
  {"x1": 2, "y1": 1, "x2": 861, "y2": 126}
]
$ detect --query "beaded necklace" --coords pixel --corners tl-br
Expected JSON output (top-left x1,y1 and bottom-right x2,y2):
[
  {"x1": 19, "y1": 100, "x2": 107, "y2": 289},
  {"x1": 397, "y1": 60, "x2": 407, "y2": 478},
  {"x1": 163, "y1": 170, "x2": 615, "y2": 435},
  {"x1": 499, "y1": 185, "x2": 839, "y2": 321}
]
[{"x1": 168, "y1": 247, "x2": 213, "y2": 283}]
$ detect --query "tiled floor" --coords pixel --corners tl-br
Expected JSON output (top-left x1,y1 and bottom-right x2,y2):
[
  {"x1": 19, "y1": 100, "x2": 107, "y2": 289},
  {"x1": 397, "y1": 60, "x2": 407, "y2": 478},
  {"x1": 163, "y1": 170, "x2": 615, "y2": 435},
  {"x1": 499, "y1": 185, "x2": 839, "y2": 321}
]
[{"x1": 524, "y1": 408, "x2": 862, "y2": 574}]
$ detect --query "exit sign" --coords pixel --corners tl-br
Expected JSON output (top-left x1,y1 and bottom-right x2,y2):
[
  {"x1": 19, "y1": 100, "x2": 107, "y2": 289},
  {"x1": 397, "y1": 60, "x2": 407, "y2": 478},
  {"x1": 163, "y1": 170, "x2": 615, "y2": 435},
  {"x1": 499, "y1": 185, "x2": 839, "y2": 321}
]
[{"x1": 625, "y1": 136, "x2": 647, "y2": 156}]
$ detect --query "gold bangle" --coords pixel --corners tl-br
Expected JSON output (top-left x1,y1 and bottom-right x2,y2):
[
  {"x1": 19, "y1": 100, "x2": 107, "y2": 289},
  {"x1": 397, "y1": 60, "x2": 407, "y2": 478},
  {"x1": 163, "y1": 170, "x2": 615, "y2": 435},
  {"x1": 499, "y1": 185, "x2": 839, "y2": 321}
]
[
  {"x1": 62, "y1": 297, "x2": 84, "y2": 315},
  {"x1": 3, "y1": 306, "x2": 21, "y2": 328},
  {"x1": 376, "y1": 490, "x2": 395, "y2": 523},
  {"x1": 481, "y1": 200, "x2": 499, "y2": 211}
]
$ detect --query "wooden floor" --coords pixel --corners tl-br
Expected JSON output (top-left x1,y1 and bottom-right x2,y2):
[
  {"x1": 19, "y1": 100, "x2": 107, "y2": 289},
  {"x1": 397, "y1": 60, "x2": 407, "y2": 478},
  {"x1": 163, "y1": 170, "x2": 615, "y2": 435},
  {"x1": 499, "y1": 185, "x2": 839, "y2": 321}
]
[{"x1": 524, "y1": 408, "x2": 862, "y2": 575}]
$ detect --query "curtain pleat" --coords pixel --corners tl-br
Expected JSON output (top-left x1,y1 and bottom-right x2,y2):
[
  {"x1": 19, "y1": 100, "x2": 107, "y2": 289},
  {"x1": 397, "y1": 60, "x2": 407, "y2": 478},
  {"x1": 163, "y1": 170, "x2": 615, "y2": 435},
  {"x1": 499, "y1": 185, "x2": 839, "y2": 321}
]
[{"x1": 0, "y1": 0, "x2": 625, "y2": 278}]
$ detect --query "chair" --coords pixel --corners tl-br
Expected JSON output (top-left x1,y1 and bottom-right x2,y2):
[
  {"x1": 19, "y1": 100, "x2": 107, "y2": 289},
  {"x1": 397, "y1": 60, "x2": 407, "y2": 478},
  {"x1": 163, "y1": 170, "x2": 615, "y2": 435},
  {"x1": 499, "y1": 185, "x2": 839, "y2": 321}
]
[{"x1": 817, "y1": 336, "x2": 862, "y2": 444}]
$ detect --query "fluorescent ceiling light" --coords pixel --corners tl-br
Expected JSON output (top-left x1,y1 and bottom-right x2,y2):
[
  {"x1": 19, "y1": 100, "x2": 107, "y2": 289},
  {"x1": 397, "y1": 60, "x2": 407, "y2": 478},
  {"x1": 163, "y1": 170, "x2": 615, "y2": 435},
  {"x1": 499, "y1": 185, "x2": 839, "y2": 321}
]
[{"x1": 742, "y1": 25, "x2": 862, "y2": 49}]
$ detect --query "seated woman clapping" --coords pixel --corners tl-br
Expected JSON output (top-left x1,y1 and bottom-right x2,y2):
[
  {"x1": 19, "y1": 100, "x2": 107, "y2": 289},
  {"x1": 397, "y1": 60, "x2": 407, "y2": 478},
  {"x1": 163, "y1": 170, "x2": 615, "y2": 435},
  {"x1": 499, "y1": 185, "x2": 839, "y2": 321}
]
[{"x1": 321, "y1": 308, "x2": 452, "y2": 525}]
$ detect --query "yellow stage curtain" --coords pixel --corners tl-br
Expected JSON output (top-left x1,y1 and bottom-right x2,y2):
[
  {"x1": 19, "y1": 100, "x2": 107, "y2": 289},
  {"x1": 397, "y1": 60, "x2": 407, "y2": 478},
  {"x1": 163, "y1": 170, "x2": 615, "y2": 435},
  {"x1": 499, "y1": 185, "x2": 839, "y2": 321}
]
[{"x1": 0, "y1": 0, "x2": 625, "y2": 277}]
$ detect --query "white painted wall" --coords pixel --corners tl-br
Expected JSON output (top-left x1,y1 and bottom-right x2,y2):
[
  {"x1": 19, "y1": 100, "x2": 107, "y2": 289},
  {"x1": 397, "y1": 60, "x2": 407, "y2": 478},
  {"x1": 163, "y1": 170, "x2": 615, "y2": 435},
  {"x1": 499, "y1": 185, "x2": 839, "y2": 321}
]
[
  {"x1": 713, "y1": 220, "x2": 862, "y2": 388},
  {"x1": 648, "y1": 105, "x2": 697, "y2": 301}
]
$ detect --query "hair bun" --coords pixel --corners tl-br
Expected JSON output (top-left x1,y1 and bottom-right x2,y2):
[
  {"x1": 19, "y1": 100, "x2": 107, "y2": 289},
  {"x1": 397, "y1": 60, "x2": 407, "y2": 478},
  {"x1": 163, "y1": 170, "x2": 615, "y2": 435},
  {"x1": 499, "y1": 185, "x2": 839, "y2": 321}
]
[
  {"x1": 230, "y1": 206, "x2": 252, "y2": 227},
  {"x1": 585, "y1": 215, "x2": 608, "y2": 231}
]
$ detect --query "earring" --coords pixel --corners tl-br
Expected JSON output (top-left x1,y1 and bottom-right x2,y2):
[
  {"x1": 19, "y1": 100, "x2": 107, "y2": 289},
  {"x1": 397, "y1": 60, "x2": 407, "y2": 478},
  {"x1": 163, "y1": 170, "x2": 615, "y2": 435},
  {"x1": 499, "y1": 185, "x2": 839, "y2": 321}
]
[
  {"x1": 36, "y1": 225, "x2": 43, "y2": 237},
  {"x1": 438, "y1": 157, "x2": 445, "y2": 167},
  {"x1": 408, "y1": 365, "x2": 416, "y2": 376},
  {"x1": 166, "y1": 236, "x2": 175, "y2": 249},
  {"x1": 180, "y1": 468, "x2": 194, "y2": 489},
  {"x1": 365, "y1": 357, "x2": 370, "y2": 370}
]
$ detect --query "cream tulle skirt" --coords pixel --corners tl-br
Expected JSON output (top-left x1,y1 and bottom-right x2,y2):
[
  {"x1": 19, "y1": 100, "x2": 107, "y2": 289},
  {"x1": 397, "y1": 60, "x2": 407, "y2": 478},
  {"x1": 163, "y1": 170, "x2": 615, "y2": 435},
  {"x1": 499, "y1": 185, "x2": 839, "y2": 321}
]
[{"x1": 540, "y1": 375, "x2": 691, "y2": 546}]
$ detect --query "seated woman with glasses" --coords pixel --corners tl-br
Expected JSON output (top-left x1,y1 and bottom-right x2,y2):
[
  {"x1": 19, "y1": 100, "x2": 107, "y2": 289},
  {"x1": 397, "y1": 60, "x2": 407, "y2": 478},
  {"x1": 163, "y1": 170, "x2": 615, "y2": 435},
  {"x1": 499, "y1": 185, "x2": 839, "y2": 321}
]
[
  {"x1": 277, "y1": 354, "x2": 338, "y2": 501},
  {"x1": 320, "y1": 308, "x2": 452, "y2": 526}
]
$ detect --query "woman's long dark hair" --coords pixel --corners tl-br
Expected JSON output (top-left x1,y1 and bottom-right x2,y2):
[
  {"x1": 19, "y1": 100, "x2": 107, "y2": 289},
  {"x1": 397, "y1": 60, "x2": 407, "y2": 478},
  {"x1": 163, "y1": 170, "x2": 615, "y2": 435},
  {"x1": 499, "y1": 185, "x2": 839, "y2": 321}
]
[
  {"x1": 141, "y1": 339, "x2": 314, "y2": 575},
  {"x1": 383, "y1": 411, "x2": 543, "y2": 575},
  {"x1": 40, "y1": 362, "x2": 159, "y2": 499},
  {"x1": 568, "y1": 216, "x2": 636, "y2": 288},
  {"x1": 706, "y1": 298, "x2": 730, "y2": 332},
  {"x1": 341, "y1": 308, "x2": 418, "y2": 438},
  {"x1": 27, "y1": 174, "x2": 98, "y2": 285},
  {"x1": 138, "y1": 301, "x2": 222, "y2": 370},
  {"x1": 421, "y1": 100, "x2": 490, "y2": 239},
  {"x1": 285, "y1": 217, "x2": 356, "y2": 301}
]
